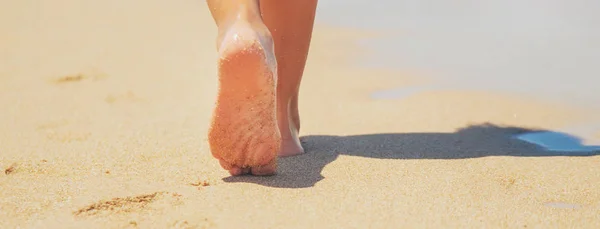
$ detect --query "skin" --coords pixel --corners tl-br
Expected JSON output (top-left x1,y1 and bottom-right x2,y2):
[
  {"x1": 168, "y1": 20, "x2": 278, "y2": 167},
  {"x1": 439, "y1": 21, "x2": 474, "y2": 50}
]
[{"x1": 206, "y1": 0, "x2": 318, "y2": 176}]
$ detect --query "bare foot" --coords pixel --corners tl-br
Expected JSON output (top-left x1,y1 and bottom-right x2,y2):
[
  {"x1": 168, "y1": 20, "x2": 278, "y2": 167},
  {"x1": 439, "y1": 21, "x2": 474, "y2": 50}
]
[
  {"x1": 279, "y1": 116, "x2": 304, "y2": 157},
  {"x1": 276, "y1": 93, "x2": 305, "y2": 157},
  {"x1": 208, "y1": 21, "x2": 280, "y2": 176}
]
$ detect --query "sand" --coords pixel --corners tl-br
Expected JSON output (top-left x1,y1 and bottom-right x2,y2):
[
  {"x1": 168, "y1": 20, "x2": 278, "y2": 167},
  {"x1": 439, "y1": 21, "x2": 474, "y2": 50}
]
[{"x1": 1, "y1": 1, "x2": 599, "y2": 228}]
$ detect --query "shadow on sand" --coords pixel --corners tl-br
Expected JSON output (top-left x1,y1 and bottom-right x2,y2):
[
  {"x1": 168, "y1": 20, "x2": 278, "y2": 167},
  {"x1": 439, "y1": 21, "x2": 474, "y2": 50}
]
[{"x1": 222, "y1": 123, "x2": 600, "y2": 188}]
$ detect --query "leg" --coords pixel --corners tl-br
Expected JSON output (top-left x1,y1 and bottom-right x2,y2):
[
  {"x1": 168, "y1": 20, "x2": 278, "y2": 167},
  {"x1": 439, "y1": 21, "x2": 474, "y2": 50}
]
[
  {"x1": 206, "y1": 0, "x2": 317, "y2": 176},
  {"x1": 261, "y1": 0, "x2": 318, "y2": 157}
]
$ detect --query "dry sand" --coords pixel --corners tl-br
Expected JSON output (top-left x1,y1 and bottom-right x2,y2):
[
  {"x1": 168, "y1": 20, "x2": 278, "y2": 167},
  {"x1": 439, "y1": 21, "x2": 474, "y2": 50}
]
[{"x1": 1, "y1": 1, "x2": 599, "y2": 228}]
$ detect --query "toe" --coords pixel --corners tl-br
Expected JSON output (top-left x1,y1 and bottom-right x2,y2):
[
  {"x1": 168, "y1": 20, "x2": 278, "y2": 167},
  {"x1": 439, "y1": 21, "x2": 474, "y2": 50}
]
[
  {"x1": 220, "y1": 159, "x2": 250, "y2": 176},
  {"x1": 250, "y1": 159, "x2": 277, "y2": 176},
  {"x1": 228, "y1": 167, "x2": 244, "y2": 176}
]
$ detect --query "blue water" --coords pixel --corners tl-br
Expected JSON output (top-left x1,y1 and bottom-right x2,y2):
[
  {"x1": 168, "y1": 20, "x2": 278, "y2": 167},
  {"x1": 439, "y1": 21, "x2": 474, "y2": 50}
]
[
  {"x1": 316, "y1": 0, "x2": 600, "y2": 108},
  {"x1": 516, "y1": 131, "x2": 600, "y2": 153}
]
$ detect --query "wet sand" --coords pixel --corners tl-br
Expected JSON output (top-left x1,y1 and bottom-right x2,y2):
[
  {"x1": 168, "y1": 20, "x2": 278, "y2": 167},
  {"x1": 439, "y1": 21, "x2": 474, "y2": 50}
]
[{"x1": 1, "y1": 1, "x2": 600, "y2": 228}]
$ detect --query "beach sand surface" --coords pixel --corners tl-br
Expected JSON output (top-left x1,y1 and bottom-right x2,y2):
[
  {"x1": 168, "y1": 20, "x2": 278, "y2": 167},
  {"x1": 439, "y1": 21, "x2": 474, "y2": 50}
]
[{"x1": 1, "y1": 1, "x2": 599, "y2": 228}]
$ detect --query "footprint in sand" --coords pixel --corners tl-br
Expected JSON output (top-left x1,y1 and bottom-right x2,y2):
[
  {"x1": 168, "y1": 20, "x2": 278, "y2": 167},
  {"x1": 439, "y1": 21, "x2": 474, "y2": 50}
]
[
  {"x1": 72, "y1": 191, "x2": 215, "y2": 228},
  {"x1": 4, "y1": 163, "x2": 17, "y2": 175},
  {"x1": 50, "y1": 70, "x2": 107, "y2": 84},
  {"x1": 73, "y1": 191, "x2": 182, "y2": 217},
  {"x1": 52, "y1": 74, "x2": 87, "y2": 83},
  {"x1": 170, "y1": 218, "x2": 215, "y2": 229},
  {"x1": 2, "y1": 160, "x2": 52, "y2": 176}
]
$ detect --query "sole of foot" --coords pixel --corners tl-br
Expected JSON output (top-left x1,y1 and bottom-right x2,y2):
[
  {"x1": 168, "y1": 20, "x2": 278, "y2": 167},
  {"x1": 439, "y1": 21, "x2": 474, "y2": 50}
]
[{"x1": 208, "y1": 23, "x2": 281, "y2": 176}]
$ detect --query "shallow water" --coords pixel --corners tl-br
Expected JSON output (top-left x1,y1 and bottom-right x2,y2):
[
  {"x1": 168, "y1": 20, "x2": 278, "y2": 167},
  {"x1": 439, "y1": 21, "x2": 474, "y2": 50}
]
[
  {"x1": 515, "y1": 131, "x2": 600, "y2": 154},
  {"x1": 316, "y1": 0, "x2": 600, "y2": 108}
]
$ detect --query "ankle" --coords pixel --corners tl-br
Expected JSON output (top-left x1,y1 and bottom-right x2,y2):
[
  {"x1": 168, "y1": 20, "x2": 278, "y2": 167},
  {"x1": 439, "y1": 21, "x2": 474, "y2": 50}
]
[
  {"x1": 216, "y1": 2, "x2": 263, "y2": 28},
  {"x1": 277, "y1": 98, "x2": 301, "y2": 137}
]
